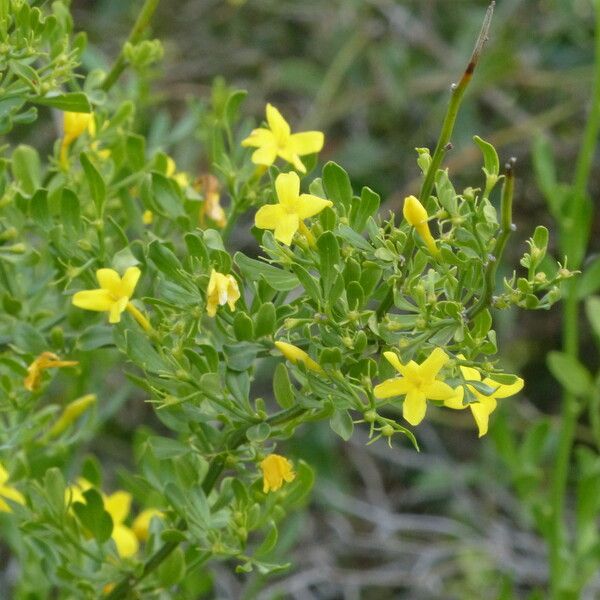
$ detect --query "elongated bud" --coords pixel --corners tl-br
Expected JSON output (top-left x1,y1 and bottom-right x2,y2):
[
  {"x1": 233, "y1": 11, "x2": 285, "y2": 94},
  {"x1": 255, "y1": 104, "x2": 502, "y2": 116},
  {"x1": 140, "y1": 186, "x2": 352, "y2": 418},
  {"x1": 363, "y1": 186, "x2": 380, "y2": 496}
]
[
  {"x1": 274, "y1": 341, "x2": 323, "y2": 374},
  {"x1": 49, "y1": 394, "x2": 96, "y2": 438},
  {"x1": 403, "y1": 195, "x2": 439, "y2": 257}
]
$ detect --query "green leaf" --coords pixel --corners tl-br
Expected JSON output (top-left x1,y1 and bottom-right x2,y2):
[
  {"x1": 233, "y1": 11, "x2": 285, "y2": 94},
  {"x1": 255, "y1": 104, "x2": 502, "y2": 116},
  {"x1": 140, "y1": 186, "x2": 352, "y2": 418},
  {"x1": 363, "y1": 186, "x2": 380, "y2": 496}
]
[
  {"x1": 80, "y1": 152, "x2": 106, "y2": 216},
  {"x1": 9, "y1": 60, "x2": 40, "y2": 93},
  {"x1": 11, "y1": 145, "x2": 41, "y2": 196},
  {"x1": 350, "y1": 186, "x2": 380, "y2": 232},
  {"x1": 317, "y1": 231, "x2": 340, "y2": 296},
  {"x1": 125, "y1": 329, "x2": 168, "y2": 373},
  {"x1": 31, "y1": 92, "x2": 91, "y2": 113},
  {"x1": 273, "y1": 363, "x2": 294, "y2": 409},
  {"x1": 233, "y1": 312, "x2": 254, "y2": 341},
  {"x1": 577, "y1": 256, "x2": 600, "y2": 299},
  {"x1": 148, "y1": 240, "x2": 188, "y2": 286},
  {"x1": 291, "y1": 264, "x2": 321, "y2": 303},
  {"x1": 330, "y1": 410, "x2": 354, "y2": 441},
  {"x1": 224, "y1": 89, "x2": 247, "y2": 126},
  {"x1": 44, "y1": 468, "x2": 66, "y2": 514},
  {"x1": 473, "y1": 135, "x2": 500, "y2": 178},
  {"x1": 585, "y1": 297, "x2": 600, "y2": 338},
  {"x1": 234, "y1": 253, "x2": 299, "y2": 292},
  {"x1": 151, "y1": 172, "x2": 185, "y2": 218},
  {"x1": 322, "y1": 161, "x2": 352, "y2": 212},
  {"x1": 157, "y1": 547, "x2": 186, "y2": 587},
  {"x1": 254, "y1": 302, "x2": 276, "y2": 337},
  {"x1": 13, "y1": 322, "x2": 46, "y2": 354},
  {"x1": 246, "y1": 422, "x2": 271, "y2": 442},
  {"x1": 72, "y1": 489, "x2": 113, "y2": 543},
  {"x1": 222, "y1": 342, "x2": 263, "y2": 371},
  {"x1": 148, "y1": 436, "x2": 190, "y2": 459},
  {"x1": 60, "y1": 188, "x2": 81, "y2": 238},
  {"x1": 30, "y1": 188, "x2": 50, "y2": 228},
  {"x1": 547, "y1": 351, "x2": 592, "y2": 397},
  {"x1": 255, "y1": 521, "x2": 278, "y2": 558}
]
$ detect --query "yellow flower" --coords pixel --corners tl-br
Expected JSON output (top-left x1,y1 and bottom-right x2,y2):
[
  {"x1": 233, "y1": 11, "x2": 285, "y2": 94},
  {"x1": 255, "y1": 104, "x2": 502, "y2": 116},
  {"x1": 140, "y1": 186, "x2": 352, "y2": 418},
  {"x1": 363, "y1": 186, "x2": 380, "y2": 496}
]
[
  {"x1": 142, "y1": 210, "x2": 154, "y2": 225},
  {"x1": 259, "y1": 454, "x2": 296, "y2": 493},
  {"x1": 0, "y1": 463, "x2": 25, "y2": 512},
  {"x1": 241, "y1": 103, "x2": 324, "y2": 173},
  {"x1": 72, "y1": 267, "x2": 150, "y2": 331},
  {"x1": 403, "y1": 195, "x2": 439, "y2": 256},
  {"x1": 166, "y1": 156, "x2": 190, "y2": 188},
  {"x1": 104, "y1": 490, "x2": 139, "y2": 558},
  {"x1": 60, "y1": 111, "x2": 94, "y2": 168},
  {"x1": 48, "y1": 394, "x2": 96, "y2": 438},
  {"x1": 206, "y1": 269, "x2": 240, "y2": 317},
  {"x1": 199, "y1": 174, "x2": 226, "y2": 228},
  {"x1": 274, "y1": 341, "x2": 323, "y2": 374},
  {"x1": 132, "y1": 508, "x2": 162, "y2": 542},
  {"x1": 374, "y1": 348, "x2": 459, "y2": 426},
  {"x1": 24, "y1": 351, "x2": 78, "y2": 391},
  {"x1": 255, "y1": 171, "x2": 332, "y2": 246},
  {"x1": 444, "y1": 362, "x2": 524, "y2": 437}
]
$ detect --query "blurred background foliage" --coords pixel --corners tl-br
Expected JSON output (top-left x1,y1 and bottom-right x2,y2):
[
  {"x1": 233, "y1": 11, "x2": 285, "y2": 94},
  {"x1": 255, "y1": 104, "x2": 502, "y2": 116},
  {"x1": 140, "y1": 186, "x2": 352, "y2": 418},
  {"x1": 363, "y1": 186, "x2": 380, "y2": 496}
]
[{"x1": 10, "y1": 0, "x2": 600, "y2": 597}]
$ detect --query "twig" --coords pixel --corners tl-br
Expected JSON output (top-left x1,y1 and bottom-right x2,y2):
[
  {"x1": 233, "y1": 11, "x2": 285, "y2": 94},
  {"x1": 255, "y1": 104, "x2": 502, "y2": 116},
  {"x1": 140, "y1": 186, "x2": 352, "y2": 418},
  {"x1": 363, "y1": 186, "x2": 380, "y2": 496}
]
[
  {"x1": 467, "y1": 157, "x2": 515, "y2": 319},
  {"x1": 418, "y1": 1, "x2": 495, "y2": 204},
  {"x1": 101, "y1": 0, "x2": 161, "y2": 92}
]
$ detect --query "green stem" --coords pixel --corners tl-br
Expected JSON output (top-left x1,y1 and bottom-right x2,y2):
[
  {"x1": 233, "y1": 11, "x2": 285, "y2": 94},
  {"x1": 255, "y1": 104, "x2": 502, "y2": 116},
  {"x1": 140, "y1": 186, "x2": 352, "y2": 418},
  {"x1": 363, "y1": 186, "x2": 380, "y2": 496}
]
[
  {"x1": 548, "y1": 5, "x2": 600, "y2": 596},
  {"x1": 104, "y1": 404, "x2": 307, "y2": 599},
  {"x1": 419, "y1": 2, "x2": 494, "y2": 203},
  {"x1": 467, "y1": 159, "x2": 514, "y2": 319},
  {"x1": 101, "y1": 0, "x2": 161, "y2": 92}
]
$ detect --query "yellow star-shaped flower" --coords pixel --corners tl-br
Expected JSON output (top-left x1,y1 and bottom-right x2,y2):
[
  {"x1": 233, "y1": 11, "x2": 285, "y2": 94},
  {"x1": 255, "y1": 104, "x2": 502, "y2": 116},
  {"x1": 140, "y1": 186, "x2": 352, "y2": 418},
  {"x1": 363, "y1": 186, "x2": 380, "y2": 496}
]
[
  {"x1": 255, "y1": 171, "x2": 332, "y2": 245},
  {"x1": 374, "y1": 348, "x2": 459, "y2": 426},
  {"x1": 241, "y1": 103, "x2": 324, "y2": 173},
  {"x1": 72, "y1": 267, "x2": 149, "y2": 329},
  {"x1": 259, "y1": 454, "x2": 296, "y2": 493},
  {"x1": 444, "y1": 363, "x2": 524, "y2": 437}
]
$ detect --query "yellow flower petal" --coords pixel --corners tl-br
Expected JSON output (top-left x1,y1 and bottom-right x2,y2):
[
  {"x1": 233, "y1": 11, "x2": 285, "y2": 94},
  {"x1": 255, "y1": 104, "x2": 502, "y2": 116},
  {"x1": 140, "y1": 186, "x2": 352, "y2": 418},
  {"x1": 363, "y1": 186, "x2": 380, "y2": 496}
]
[
  {"x1": 470, "y1": 401, "x2": 494, "y2": 437},
  {"x1": 121, "y1": 267, "x2": 141, "y2": 298},
  {"x1": 275, "y1": 171, "x2": 301, "y2": 207},
  {"x1": 403, "y1": 389, "x2": 427, "y2": 426},
  {"x1": 423, "y1": 380, "x2": 457, "y2": 400},
  {"x1": 108, "y1": 296, "x2": 129, "y2": 324},
  {"x1": 104, "y1": 491, "x2": 132, "y2": 525},
  {"x1": 255, "y1": 204, "x2": 286, "y2": 231},
  {"x1": 72, "y1": 289, "x2": 115, "y2": 312},
  {"x1": 459, "y1": 364, "x2": 482, "y2": 382},
  {"x1": 96, "y1": 269, "x2": 122, "y2": 295},
  {"x1": 484, "y1": 376, "x2": 524, "y2": 398},
  {"x1": 273, "y1": 213, "x2": 300, "y2": 245},
  {"x1": 443, "y1": 386, "x2": 466, "y2": 409},
  {"x1": 295, "y1": 194, "x2": 333, "y2": 220},
  {"x1": 373, "y1": 377, "x2": 411, "y2": 399},
  {"x1": 112, "y1": 524, "x2": 139, "y2": 558},
  {"x1": 289, "y1": 131, "x2": 324, "y2": 156},
  {"x1": 419, "y1": 347, "x2": 448, "y2": 380},
  {"x1": 241, "y1": 127, "x2": 275, "y2": 148},
  {"x1": 266, "y1": 104, "x2": 290, "y2": 142},
  {"x1": 0, "y1": 464, "x2": 8, "y2": 486},
  {"x1": 252, "y1": 144, "x2": 278, "y2": 166},
  {"x1": 383, "y1": 351, "x2": 407, "y2": 375},
  {"x1": 132, "y1": 509, "x2": 162, "y2": 542},
  {"x1": 260, "y1": 454, "x2": 295, "y2": 493}
]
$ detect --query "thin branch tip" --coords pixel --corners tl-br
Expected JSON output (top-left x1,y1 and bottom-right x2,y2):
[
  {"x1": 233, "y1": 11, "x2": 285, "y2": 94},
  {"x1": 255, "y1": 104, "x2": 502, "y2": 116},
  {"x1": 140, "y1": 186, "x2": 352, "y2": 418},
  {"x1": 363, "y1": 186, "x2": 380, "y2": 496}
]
[{"x1": 469, "y1": 1, "x2": 495, "y2": 69}]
